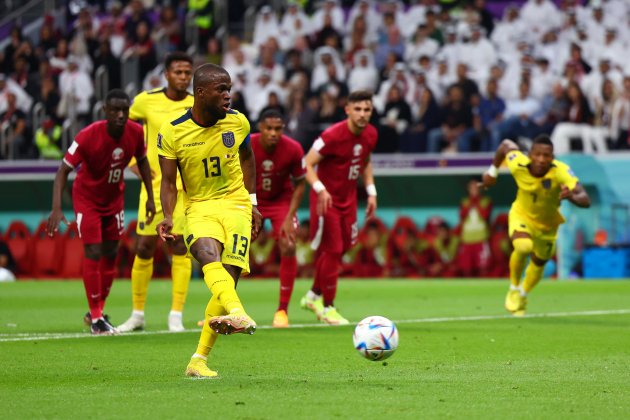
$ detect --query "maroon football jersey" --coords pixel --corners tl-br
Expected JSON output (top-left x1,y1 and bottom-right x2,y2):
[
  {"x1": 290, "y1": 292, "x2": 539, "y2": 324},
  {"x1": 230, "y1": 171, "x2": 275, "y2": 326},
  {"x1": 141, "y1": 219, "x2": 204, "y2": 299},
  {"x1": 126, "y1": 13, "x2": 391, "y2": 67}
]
[
  {"x1": 252, "y1": 133, "x2": 305, "y2": 205},
  {"x1": 310, "y1": 120, "x2": 378, "y2": 210},
  {"x1": 63, "y1": 120, "x2": 146, "y2": 213}
]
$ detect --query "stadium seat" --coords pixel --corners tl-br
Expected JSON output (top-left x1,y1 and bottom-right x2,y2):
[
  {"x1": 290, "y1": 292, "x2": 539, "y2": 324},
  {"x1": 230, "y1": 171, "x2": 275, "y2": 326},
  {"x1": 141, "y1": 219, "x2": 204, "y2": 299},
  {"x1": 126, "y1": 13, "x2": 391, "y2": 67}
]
[
  {"x1": 4, "y1": 220, "x2": 33, "y2": 277},
  {"x1": 59, "y1": 222, "x2": 83, "y2": 279},
  {"x1": 30, "y1": 220, "x2": 64, "y2": 278}
]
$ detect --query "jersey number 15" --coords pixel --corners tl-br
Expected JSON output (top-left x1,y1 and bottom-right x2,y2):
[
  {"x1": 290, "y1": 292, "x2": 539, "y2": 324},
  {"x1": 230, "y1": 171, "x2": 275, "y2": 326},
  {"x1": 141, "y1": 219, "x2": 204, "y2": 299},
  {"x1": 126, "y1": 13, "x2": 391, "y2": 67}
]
[{"x1": 348, "y1": 164, "x2": 360, "y2": 180}]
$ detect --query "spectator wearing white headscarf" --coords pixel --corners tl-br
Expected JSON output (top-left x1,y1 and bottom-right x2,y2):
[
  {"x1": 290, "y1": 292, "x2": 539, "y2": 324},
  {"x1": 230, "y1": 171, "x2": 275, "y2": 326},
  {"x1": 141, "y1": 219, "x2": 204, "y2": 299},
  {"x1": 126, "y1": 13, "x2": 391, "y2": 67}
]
[
  {"x1": 253, "y1": 5, "x2": 281, "y2": 48},
  {"x1": 347, "y1": 49, "x2": 379, "y2": 93}
]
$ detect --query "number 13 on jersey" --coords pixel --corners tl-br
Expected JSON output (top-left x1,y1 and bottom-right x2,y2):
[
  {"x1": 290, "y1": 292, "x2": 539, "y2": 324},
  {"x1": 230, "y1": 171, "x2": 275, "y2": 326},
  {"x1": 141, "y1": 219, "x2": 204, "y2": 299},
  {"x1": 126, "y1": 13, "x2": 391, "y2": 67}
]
[{"x1": 202, "y1": 156, "x2": 221, "y2": 178}]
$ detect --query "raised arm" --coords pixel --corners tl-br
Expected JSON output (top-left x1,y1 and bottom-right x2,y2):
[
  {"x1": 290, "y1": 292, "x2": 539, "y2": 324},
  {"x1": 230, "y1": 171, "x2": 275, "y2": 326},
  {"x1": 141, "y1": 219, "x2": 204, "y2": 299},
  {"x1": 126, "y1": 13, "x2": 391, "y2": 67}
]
[
  {"x1": 47, "y1": 162, "x2": 73, "y2": 237},
  {"x1": 481, "y1": 139, "x2": 519, "y2": 188},
  {"x1": 361, "y1": 155, "x2": 377, "y2": 219},
  {"x1": 304, "y1": 147, "x2": 332, "y2": 216},
  {"x1": 156, "y1": 156, "x2": 178, "y2": 241},
  {"x1": 560, "y1": 183, "x2": 591, "y2": 208},
  {"x1": 240, "y1": 141, "x2": 262, "y2": 240},
  {"x1": 136, "y1": 156, "x2": 156, "y2": 224}
]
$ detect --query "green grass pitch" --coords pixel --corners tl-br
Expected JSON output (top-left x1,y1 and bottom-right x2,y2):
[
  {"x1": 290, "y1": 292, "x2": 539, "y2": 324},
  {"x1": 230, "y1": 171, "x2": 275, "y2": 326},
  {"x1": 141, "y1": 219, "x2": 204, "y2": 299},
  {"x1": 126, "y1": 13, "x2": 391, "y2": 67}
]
[{"x1": 1, "y1": 278, "x2": 629, "y2": 419}]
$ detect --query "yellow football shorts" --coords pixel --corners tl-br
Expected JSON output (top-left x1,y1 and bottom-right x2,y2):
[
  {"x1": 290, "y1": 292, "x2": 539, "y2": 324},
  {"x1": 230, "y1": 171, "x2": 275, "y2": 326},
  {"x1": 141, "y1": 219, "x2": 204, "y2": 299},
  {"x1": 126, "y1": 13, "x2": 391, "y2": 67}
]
[
  {"x1": 509, "y1": 209, "x2": 557, "y2": 260},
  {"x1": 136, "y1": 186, "x2": 187, "y2": 236},
  {"x1": 184, "y1": 199, "x2": 252, "y2": 275}
]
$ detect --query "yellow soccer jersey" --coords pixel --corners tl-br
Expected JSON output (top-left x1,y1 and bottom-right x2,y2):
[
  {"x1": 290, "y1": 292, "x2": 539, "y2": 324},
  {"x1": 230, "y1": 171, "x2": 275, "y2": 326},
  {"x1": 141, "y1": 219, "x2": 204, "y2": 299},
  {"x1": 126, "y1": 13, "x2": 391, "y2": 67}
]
[
  {"x1": 130, "y1": 88, "x2": 194, "y2": 190},
  {"x1": 157, "y1": 108, "x2": 251, "y2": 206},
  {"x1": 506, "y1": 150, "x2": 579, "y2": 231}
]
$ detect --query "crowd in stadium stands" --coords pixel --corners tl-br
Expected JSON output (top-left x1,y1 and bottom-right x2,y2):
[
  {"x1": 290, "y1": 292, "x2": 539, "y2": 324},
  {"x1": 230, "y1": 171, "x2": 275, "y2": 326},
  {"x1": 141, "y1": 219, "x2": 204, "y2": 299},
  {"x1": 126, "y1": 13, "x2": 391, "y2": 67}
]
[{"x1": 2, "y1": 0, "x2": 630, "y2": 159}]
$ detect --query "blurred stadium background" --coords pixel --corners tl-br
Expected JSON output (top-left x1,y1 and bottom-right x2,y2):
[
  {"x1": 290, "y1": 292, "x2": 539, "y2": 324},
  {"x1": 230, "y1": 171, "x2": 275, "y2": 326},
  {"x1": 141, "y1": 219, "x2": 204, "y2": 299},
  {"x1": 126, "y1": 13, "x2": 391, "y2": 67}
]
[{"x1": 1, "y1": 0, "x2": 629, "y2": 281}]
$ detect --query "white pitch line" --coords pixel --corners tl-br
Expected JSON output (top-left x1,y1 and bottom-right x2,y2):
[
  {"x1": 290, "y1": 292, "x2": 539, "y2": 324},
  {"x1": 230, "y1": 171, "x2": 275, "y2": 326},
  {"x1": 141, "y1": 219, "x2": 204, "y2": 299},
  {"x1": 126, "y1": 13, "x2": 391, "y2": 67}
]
[{"x1": 1, "y1": 309, "x2": 629, "y2": 343}]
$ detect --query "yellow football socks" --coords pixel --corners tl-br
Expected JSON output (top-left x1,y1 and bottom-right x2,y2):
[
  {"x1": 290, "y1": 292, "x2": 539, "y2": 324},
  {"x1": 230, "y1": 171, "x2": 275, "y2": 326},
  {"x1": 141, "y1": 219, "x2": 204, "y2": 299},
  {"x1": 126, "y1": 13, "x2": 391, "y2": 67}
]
[
  {"x1": 523, "y1": 262, "x2": 545, "y2": 294},
  {"x1": 171, "y1": 254, "x2": 192, "y2": 312},
  {"x1": 131, "y1": 256, "x2": 153, "y2": 311},
  {"x1": 195, "y1": 295, "x2": 224, "y2": 357},
  {"x1": 202, "y1": 262, "x2": 245, "y2": 314},
  {"x1": 509, "y1": 238, "x2": 533, "y2": 287}
]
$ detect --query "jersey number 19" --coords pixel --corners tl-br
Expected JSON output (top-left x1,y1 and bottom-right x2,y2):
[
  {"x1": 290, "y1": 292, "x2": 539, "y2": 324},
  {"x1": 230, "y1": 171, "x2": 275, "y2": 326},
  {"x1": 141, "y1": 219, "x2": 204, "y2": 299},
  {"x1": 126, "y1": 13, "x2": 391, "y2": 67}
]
[{"x1": 108, "y1": 168, "x2": 122, "y2": 183}]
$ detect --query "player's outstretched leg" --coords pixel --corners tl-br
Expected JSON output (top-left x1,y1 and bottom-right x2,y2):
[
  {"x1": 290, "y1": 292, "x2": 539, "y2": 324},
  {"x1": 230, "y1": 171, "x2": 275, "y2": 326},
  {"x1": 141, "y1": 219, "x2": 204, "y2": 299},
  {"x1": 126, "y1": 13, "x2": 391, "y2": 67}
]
[
  {"x1": 209, "y1": 313, "x2": 257, "y2": 335},
  {"x1": 203, "y1": 262, "x2": 256, "y2": 335}
]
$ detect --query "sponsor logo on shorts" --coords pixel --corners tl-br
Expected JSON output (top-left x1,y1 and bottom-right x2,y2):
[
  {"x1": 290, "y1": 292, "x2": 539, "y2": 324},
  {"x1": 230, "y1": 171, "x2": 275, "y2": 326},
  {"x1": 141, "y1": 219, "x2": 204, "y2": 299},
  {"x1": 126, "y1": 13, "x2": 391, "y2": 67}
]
[
  {"x1": 226, "y1": 254, "x2": 244, "y2": 262},
  {"x1": 222, "y1": 131, "x2": 236, "y2": 148},
  {"x1": 139, "y1": 222, "x2": 145, "y2": 230},
  {"x1": 186, "y1": 234, "x2": 194, "y2": 244},
  {"x1": 157, "y1": 133, "x2": 163, "y2": 149}
]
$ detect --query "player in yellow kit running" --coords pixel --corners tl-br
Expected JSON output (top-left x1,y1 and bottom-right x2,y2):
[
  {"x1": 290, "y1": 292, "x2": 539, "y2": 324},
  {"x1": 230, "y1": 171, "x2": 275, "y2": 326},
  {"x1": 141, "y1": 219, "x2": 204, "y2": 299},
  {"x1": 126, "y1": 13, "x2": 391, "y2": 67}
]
[
  {"x1": 157, "y1": 63, "x2": 262, "y2": 378},
  {"x1": 118, "y1": 52, "x2": 194, "y2": 332},
  {"x1": 481, "y1": 135, "x2": 590, "y2": 316}
]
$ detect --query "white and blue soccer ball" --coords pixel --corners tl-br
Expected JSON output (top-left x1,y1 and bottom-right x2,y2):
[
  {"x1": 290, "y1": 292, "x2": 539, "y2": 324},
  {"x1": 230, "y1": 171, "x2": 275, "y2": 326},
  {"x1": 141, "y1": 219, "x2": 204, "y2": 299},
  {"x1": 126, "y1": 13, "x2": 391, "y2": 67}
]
[{"x1": 353, "y1": 316, "x2": 399, "y2": 361}]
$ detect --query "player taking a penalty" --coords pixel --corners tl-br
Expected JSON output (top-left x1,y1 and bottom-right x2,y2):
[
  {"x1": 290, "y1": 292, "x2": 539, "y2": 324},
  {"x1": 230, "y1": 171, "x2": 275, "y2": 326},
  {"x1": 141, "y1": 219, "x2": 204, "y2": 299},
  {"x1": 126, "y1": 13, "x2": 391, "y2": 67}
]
[
  {"x1": 157, "y1": 63, "x2": 262, "y2": 378},
  {"x1": 481, "y1": 136, "x2": 590, "y2": 316}
]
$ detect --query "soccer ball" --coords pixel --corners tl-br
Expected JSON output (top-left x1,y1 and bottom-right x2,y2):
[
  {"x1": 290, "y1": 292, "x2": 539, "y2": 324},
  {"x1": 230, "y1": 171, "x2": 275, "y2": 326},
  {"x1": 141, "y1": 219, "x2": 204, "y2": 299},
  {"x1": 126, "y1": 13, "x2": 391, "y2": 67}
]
[{"x1": 352, "y1": 316, "x2": 399, "y2": 361}]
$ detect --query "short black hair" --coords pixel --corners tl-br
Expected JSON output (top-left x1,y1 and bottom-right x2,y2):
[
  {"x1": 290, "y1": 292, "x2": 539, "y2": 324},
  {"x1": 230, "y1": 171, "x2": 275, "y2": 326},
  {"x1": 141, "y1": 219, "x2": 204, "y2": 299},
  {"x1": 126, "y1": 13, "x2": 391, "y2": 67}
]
[
  {"x1": 105, "y1": 89, "x2": 130, "y2": 103},
  {"x1": 193, "y1": 63, "x2": 229, "y2": 91},
  {"x1": 347, "y1": 90, "x2": 373, "y2": 103},
  {"x1": 532, "y1": 134, "x2": 554, "y2": 149},
  {"x1": 259, "y1": 109, "x2": 285, "y2": 123},
  {"x1": 164, "y1": 51, "x2": 193, "y2": 70}
]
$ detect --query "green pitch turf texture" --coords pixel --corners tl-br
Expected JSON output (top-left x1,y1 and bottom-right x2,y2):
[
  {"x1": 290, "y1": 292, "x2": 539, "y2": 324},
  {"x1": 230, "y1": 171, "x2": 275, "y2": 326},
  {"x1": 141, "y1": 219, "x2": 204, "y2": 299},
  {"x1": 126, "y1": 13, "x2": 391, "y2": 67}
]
[{"x1": 1, "y1": 278, "x2": 629, "y2": 419}]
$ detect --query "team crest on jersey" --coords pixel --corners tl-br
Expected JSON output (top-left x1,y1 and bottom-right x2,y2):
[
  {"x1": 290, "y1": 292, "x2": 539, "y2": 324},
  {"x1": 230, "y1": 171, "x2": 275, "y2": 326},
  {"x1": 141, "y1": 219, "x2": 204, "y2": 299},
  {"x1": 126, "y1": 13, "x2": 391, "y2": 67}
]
[
  {"x1": 353, "y1": 144, "x2": 363, "y2": 157},
  {"x1": 222, "y1": 131, "x2": 236, "y2": 148},
  {"x1": 542, "y1": 179, "x2": 551, "y2": 190},
  {"x1": 262, "y1": 159, "x2": 274, "y2": 171},
  {"x1": 112, "y1": 147, "x2": 124, "y2": 160}
]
